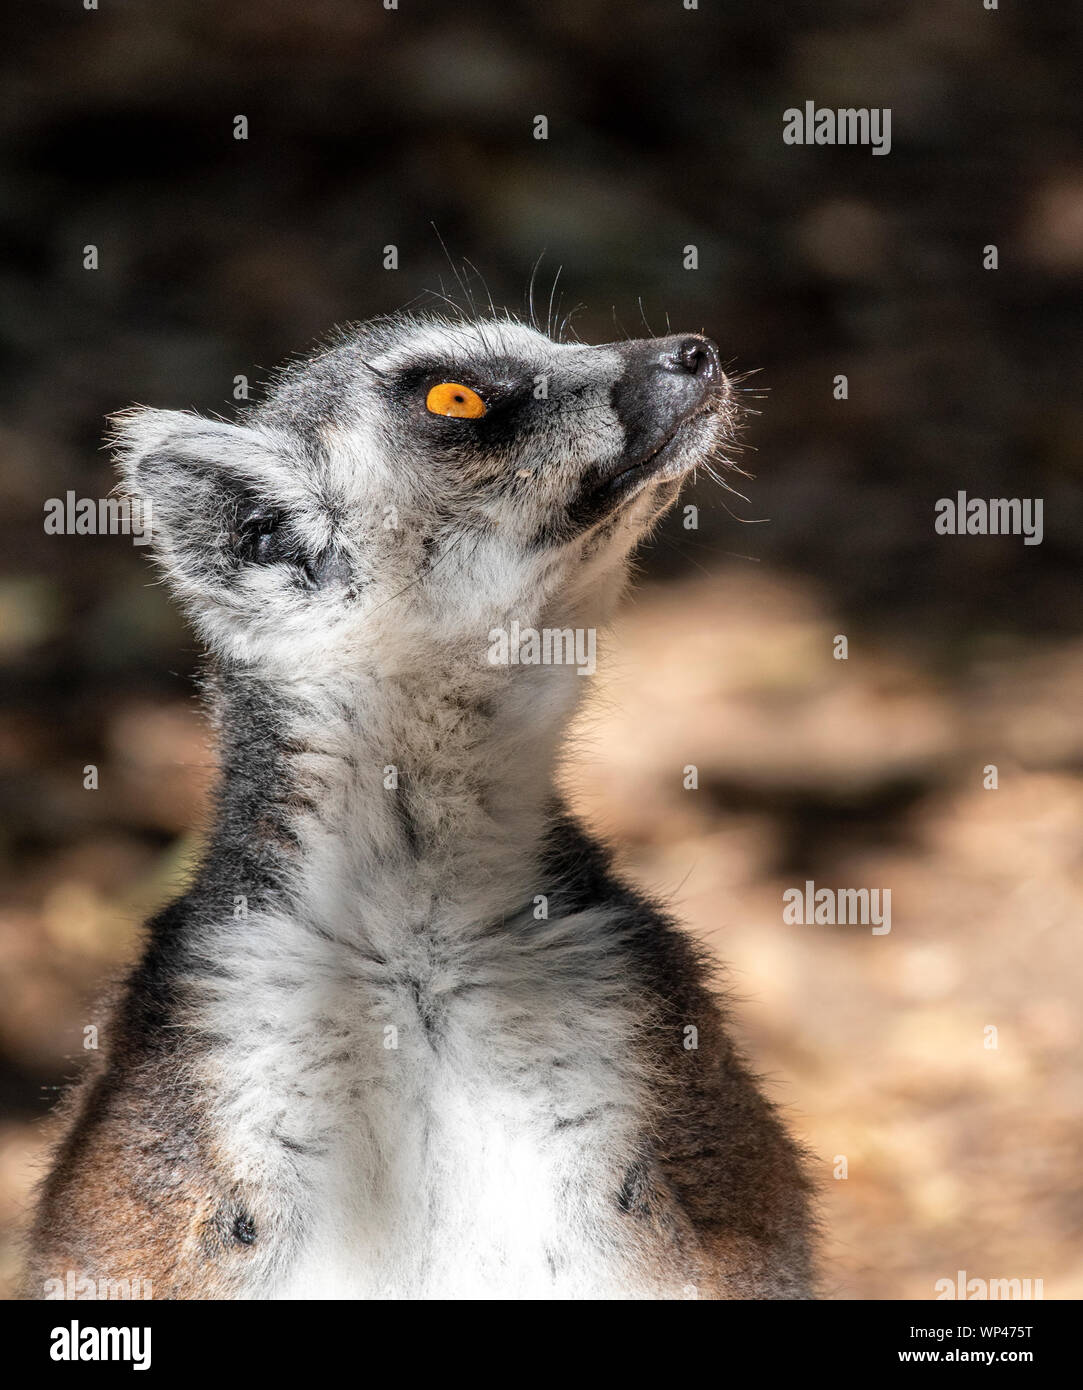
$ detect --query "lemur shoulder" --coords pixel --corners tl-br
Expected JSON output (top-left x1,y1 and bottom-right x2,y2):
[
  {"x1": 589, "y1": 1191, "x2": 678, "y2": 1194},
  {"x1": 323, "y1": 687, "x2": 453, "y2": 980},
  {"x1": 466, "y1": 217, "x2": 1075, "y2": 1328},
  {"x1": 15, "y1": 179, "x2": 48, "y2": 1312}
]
[{"x1": 27, "y1": 312, "x2": 816, "y2": 1299}]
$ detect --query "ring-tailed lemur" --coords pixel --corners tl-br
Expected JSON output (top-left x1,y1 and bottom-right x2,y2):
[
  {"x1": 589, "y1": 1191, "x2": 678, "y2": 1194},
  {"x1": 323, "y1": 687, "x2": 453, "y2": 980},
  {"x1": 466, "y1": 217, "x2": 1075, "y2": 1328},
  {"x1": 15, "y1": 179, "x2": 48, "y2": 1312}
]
[{"x1": 27, "y1": 313, "x2": 815, "y2": 1299}]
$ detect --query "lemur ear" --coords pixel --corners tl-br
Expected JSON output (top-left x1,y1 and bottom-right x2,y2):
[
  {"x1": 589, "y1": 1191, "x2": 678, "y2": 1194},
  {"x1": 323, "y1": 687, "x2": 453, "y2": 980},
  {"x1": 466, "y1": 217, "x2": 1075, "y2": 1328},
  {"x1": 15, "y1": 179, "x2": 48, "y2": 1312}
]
[{"x1": 110, "y1": 406, "x2": 289, "y2": 594}]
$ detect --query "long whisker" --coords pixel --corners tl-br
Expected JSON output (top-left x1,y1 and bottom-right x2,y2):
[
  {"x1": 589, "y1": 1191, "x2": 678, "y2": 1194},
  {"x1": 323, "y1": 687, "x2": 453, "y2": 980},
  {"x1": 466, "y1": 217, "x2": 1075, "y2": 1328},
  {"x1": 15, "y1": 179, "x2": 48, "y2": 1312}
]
[
  {"x1": 546, "y1": 266, "x2": 563, "y2": 341},
  {"x1": 462, "y1": 258, "x2": 497, "y2": 321},
  {"x1": 526, "y1": 252, "x2": 546, "y2": 332},
  {"x1": 431, "y1": 223, "x2": 478, "y2": 321}
]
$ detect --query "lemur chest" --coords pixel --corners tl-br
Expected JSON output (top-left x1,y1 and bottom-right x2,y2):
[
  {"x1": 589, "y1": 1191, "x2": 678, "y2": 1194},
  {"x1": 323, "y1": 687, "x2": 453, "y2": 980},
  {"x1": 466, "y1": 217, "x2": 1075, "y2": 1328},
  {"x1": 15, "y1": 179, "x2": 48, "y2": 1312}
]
[
  {"x1": 202, "y1": 910, "x2": 652, "y2": 1298},
  {"x1": 271, "y1": 1072, "x2": 624, "y2": 1299}
]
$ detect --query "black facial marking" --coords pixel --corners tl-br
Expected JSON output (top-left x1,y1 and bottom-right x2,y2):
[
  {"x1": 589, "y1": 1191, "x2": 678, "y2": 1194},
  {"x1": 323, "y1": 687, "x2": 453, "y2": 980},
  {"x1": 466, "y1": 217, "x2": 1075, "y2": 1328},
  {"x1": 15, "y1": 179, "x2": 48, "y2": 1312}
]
[
  {"x1": 227, "y1": 494, "x2": 348, "y2": 591},
  {"x1": 232, "y1": 502, "x2": 286, "y2": 566},
  {"x1": 379, "y1": 354, "x2": 543, "y2": 477}
]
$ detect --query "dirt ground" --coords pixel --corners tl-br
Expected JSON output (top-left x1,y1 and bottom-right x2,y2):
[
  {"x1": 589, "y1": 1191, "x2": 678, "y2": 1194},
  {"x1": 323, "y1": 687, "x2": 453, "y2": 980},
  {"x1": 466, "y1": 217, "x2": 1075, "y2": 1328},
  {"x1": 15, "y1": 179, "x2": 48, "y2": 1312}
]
[{"x1": 2, "y1": 563, "x2": 1079, "y2": 1300}]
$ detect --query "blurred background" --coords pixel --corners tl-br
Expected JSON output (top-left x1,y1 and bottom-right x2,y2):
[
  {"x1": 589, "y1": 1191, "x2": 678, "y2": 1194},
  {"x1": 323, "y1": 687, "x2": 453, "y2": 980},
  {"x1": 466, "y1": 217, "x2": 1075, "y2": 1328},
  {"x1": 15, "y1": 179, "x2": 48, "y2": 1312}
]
[{"x1": 2, "y1": 0, "x2": 1081, "y2": 1298}]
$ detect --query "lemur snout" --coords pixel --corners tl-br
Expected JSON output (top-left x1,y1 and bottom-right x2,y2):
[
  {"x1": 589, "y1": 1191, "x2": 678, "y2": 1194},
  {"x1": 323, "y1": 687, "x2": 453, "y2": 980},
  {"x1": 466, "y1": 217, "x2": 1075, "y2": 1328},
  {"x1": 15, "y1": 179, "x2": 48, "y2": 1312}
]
[
  {"x1": 605, "y1": 333, "x2": 725, "y2": 420},
  {"x1": 660, "y1": 334, "x2": 722, "y2": 383},
  {"x1": 568, "y1": 332, "x2": 729, "y2": 521}
]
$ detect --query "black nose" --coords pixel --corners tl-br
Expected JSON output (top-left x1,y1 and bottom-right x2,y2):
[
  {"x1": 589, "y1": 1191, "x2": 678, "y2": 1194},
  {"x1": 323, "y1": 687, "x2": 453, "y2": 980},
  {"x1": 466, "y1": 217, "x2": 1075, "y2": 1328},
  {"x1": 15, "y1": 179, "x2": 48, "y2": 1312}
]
[{"x1": 662, "y1": 335, "x2": 721, "y2": 382}]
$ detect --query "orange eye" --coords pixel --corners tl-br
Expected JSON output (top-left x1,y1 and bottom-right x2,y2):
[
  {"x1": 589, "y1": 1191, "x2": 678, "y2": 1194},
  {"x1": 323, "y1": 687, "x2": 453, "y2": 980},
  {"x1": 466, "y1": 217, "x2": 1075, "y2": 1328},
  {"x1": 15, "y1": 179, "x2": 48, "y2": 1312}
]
[{"x1": 425, "y1": 382, "x2": 487, "y2": 418}]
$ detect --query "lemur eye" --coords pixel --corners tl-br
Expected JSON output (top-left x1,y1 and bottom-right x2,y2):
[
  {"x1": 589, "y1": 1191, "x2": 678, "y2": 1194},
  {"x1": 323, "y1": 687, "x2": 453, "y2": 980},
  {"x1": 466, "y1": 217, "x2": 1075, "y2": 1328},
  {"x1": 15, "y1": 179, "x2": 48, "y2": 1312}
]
[{"x1": 425, "y1": 382, "x2": 486, "y2": 418}]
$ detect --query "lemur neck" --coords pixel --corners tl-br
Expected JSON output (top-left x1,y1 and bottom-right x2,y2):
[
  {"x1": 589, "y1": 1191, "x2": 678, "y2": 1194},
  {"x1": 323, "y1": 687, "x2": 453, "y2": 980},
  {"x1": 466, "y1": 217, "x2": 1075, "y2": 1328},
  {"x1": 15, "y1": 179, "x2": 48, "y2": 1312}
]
[{"x1": 205, "y1": 654, "x2": 585, "y2": 930}]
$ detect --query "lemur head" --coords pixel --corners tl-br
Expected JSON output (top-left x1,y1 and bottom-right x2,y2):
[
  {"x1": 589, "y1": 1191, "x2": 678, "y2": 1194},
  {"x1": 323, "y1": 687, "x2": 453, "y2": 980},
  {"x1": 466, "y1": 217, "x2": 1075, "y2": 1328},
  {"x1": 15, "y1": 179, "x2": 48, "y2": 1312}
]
[{"x1": 114, "y1": 313, "x2": 740, "y2": 679}]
